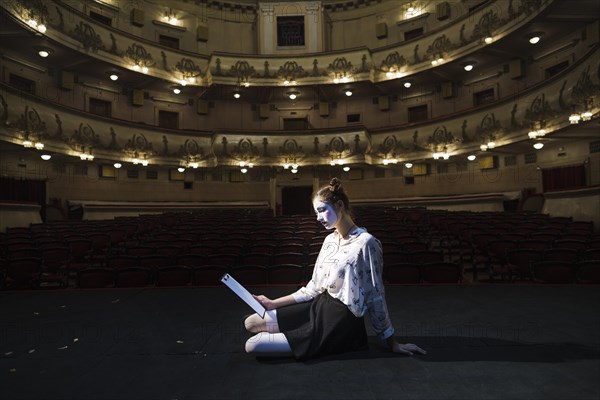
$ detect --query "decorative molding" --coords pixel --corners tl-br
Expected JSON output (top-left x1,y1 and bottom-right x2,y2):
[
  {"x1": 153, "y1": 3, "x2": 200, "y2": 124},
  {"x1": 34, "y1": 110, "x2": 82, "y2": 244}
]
[{"x1": 72, "y1": 21, "x2": 105, "y2": 53}]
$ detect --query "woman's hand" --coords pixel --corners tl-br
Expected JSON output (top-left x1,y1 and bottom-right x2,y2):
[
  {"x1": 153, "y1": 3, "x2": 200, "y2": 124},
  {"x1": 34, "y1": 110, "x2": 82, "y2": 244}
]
[
  {"x1": 253, "y1": 294, "x2": 277, "y2": 310},
  {"x1": 392, "y1": 342, "x2": 427, "y2": 356}
]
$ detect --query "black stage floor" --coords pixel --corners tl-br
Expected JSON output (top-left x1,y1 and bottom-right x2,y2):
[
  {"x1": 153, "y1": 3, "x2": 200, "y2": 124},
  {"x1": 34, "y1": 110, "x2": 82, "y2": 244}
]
[{"x1": 1, "y1": 284, "x2": 599, "y2": 400}]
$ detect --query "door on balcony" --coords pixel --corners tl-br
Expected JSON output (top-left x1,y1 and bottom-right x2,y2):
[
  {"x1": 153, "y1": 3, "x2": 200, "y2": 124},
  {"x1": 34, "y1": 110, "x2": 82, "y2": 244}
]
[{"x1": 281, "y1": 186, "x2": 313, "y2": 216}]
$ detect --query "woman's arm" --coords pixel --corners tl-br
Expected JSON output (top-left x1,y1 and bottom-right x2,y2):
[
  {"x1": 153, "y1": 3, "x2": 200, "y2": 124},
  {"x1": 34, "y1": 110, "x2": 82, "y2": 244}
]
[{"x1": 253, "y1": 294, "x2": 297, "y2": 310}]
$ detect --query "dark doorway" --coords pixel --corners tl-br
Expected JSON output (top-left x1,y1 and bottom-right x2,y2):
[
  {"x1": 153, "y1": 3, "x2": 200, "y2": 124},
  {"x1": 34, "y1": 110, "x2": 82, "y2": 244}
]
[{"x1": 282, "y1": 186, "x2": 313, "y2": 215}]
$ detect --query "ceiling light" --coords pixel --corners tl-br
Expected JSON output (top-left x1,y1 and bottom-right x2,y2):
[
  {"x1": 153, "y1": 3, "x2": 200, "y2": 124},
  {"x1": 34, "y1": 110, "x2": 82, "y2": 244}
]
[
  {"x1": 22, "y1": 140, "x2": 33, "y2": 148},
  {"x1": 568, "y1": 114, "x2": 581, "y2": 124},
  {"x1": 480, "y1": 144, "x2": 488, "y2": 151},
  {"x1": 345, "y1": 89, "x2": 353, "y2": 97},
  {"x1": 487, "y1": 141, "x2": 496, "y2": 149},
  {"x1": 287, "y1": 91, "x2": 299, "y2": 100},
  {"x1": 114, "y1": 162, "x2": 122, "y2": 169},
  {"x1": 190, "y1": 162, "x2": 199, "y2": 169},
  {"x1": 464, "y1": 64, "x2": 474, "y2": 71},
  {"x1": 529, "y1": 33, "x2": 543, "y2": 44},
  {"x1": 243, "y1": 82, "x2": 250, "y2": 87},
  {"x1": 291, "y1": 168, "x2": 298, "y2": 174},
  {"x1": 241, "y1": 168, "x2": 248, "y2": 174},
  {"x1": 467, "y1": 155, "x2": 476, "y2": 161},
  {"x1": 581, "y1": 111, "x2": 593, "y2": 120},
  {"x1": 233, "y1": 92, "x2": 241, "y2": 99},
  {"x1": 34, "y1": 142, "x2": 44, "y2": 150},
  {"x1": 405, "y1": 162, "x2": 413, "y2": 169},
  {"x1": 177, "y1": 167, "x2": 185, "y2": 172},
  {"x1": 173, "y1": 87, "x2": 181, "y2": 94},
  {"x1": 343, "y1": 166, "x2": 350, "y2": 172},
  {"x1": 403, "y1": 81, "x2": 412, "y2": 88},
  {"x1": 484, "y1": 36, "x2": 493, "y2": 44},
  {"x1": 533, "y1": 142, "x2": 544, "y2": 150},
  {"x1": 37, "y1": 24, "x2": 46, "y2": 33},
  {"x1": 40, "y1": 154, "x2": 51, "y2": 161},
  {"x1": 38, "y1": 49, "x2": 50, "y2": 58},
  {"x1": 110, "y1": 74, "x2": 119, "y2": 81},
  {"x1": 386, "y1": 71, "x2": 393, "y2": 78}
]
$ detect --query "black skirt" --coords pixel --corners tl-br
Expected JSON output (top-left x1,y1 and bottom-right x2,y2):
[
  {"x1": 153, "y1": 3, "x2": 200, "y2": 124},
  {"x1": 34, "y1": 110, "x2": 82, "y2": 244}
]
[{"x1": 277, "y1": 292, "x2": 368, "y2": 361}]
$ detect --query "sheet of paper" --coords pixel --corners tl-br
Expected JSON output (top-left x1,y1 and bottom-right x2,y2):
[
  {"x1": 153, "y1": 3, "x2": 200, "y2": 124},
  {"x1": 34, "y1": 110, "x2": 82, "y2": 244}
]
[{"x1": 220, "y1": 273, "x2": 266, "y2": 318}]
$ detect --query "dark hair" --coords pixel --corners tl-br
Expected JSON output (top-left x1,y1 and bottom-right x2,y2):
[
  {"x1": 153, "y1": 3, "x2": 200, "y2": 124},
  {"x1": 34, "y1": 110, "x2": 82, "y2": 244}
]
[{"x1": 313, "y1": 177, "x2": 351, "y2": 212}]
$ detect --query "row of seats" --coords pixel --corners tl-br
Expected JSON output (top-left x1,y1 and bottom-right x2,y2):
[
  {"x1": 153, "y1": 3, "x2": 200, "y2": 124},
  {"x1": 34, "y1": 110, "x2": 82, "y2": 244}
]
[{"x1": 2, "y1": 208, "x2": 599, "y2": 289}]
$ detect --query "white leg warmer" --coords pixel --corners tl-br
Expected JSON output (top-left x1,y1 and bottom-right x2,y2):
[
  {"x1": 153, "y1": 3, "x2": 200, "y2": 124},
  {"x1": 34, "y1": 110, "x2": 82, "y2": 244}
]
[
  {"x1": 244, "y1": 309, "x2": 280, "y2": 333},
  {"x1": 245, "y1": 332, "x2": 292, "y2": 354}
]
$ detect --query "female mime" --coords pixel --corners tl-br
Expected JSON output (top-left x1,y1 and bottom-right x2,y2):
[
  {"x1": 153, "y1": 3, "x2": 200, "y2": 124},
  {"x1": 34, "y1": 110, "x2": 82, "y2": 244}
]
[{"x1": 244, "y1": 178, "x2": 426, "y2": 361}]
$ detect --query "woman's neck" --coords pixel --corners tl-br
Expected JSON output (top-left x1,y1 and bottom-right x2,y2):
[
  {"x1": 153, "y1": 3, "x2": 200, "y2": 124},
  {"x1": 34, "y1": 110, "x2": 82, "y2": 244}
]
[{"x1": 336, "y1": 217, "x2": 357, "y2": 239}]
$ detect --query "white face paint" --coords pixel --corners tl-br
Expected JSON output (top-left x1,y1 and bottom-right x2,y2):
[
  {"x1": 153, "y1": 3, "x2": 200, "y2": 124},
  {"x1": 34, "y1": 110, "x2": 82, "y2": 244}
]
[{"x1": 313, "y1": 200, "x2": 338, "y2": 230}]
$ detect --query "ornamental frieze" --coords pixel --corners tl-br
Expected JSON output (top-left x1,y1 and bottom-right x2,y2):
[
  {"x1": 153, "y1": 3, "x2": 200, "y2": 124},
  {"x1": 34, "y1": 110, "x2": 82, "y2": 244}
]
[{"x1": 72, "y1": 21, "x2": 105, "y2": 53}]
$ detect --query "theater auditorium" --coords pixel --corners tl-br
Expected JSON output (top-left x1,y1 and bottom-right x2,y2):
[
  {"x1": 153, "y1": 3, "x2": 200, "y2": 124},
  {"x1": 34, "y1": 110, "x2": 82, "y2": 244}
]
[{"x1": 0, "y1": 0, "x2": 599, "y2": 399}]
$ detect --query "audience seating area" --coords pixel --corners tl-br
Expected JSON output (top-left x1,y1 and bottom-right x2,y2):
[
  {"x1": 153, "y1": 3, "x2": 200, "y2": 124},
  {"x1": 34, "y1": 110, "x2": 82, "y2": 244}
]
[{"x1": 1, "y1": 207, "x2": 599, "y2": 290}]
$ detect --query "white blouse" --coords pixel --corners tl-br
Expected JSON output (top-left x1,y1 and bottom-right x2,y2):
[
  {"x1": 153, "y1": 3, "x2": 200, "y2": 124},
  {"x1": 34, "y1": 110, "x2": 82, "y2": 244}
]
[{"x1": 292, "y1": 227, "x2": 395, "y2": 340}]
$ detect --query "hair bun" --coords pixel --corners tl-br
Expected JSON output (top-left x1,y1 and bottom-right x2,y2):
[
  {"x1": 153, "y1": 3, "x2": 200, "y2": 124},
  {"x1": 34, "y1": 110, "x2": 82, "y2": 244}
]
[{"x1": 329, "y1": 177, "x2": 341, "y2": 192}]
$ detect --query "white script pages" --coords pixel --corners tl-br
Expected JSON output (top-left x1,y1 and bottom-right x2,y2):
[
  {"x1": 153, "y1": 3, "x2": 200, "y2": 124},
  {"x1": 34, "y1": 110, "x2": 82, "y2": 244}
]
[{"x1": 221, "y1": 273, "x2": 266, "y2": 318}]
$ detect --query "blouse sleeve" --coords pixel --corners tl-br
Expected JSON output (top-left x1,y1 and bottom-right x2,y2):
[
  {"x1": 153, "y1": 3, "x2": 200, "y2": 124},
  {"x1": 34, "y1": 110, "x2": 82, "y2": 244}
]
[
  {"x1": 292, "y1": 275, "x2": 321, "y2": 303},
  {"x1": 360, "y1": 237, "x2": 395, "y2": 340},
  {"x1": 291, "y1": 248, "x2": 325, "y2": 303}
]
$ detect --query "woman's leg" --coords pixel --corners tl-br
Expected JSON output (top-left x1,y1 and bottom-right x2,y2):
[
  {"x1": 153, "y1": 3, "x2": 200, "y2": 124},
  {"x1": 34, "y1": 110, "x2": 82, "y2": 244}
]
[
  {"x1": 244, "y1": 310, "x2": 291, "y2": 354},
  {"x1": 245, "y1": 332, "x2": 292, "y2": 354},
  {"x1": 244, "y1": 310, "x2": 280, "y2": 334}
]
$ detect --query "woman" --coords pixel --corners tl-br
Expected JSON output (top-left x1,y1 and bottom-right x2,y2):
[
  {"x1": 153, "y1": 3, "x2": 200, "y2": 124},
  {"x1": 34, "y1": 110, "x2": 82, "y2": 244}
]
[{"x1": 244, "y1": 178, "x2": 426, "y2": 360}]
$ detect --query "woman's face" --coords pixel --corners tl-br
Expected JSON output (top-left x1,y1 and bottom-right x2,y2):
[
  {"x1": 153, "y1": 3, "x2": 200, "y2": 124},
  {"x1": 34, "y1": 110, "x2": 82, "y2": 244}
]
[{"x1": 313, "y1": 199, "x2": 339, "y2": 230}]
